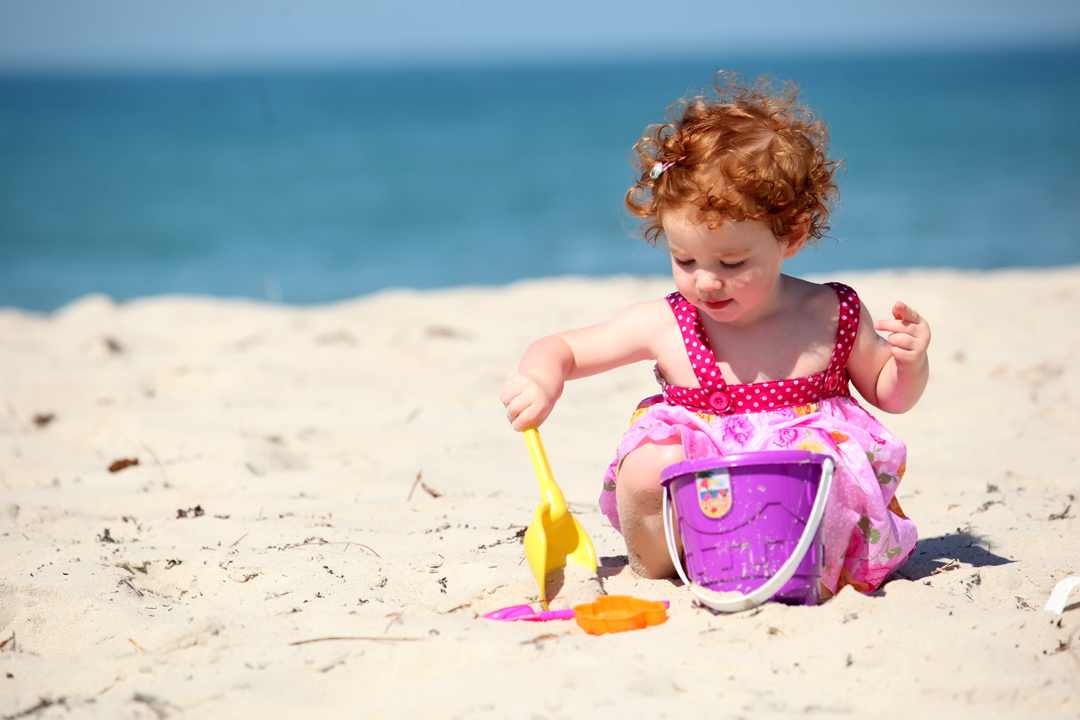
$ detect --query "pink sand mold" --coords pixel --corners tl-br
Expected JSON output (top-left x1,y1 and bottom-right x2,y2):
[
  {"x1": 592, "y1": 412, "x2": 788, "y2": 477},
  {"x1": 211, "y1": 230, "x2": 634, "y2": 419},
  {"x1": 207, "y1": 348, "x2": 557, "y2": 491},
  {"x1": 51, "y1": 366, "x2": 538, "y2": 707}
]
[
  {"x1": 483, "y1": 604, "x2": 576, "y2": 621},
  {"x1": 486, "y1": 600, "x2": 670, "y2": 622}
]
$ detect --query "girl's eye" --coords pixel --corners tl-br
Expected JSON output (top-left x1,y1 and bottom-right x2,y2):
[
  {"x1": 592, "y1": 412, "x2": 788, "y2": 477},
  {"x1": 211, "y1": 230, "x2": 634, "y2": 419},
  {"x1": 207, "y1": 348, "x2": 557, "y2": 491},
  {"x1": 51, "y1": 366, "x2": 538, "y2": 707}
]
[
  {"x1": 720, "y1": 260, "x2": 746, "y2": 269},
  {"x1": 673, "y1": 257, "x2": 694, "y2": 267}
]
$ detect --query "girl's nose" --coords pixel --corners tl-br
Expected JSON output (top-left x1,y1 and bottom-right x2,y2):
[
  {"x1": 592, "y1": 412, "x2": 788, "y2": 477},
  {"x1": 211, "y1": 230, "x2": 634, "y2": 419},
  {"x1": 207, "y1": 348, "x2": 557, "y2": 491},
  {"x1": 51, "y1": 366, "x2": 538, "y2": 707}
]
[{"x1": 696, "y1": 272, "x2": 722, "y2": 293}]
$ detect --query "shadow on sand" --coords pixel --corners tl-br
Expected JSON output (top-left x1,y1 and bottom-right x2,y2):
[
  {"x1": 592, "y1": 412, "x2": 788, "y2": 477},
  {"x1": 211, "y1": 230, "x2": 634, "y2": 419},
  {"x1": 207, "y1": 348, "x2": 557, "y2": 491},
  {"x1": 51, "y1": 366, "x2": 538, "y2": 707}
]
[
  {"x1": 597, "y1": 530, "x2": 1015, "y2": 594},
  {"x1": 893, "y1": 529, "x2": 1013, "y2": 581}
]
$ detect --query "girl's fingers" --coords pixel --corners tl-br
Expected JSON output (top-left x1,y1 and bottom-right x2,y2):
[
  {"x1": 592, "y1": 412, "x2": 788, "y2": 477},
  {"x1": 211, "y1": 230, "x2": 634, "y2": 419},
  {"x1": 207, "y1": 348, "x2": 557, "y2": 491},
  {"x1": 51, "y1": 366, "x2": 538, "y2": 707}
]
[
  {"x1": 875, "y1": 314, "x2": 928, "y2": 338},
  {"x1": 883, "y1": 331, "x2": 919, "y2": 352},
  {"x1": 512, "y1": 405, "x2": 543, "y2": 431},
  {"x1": 511, "y1": 412, "x2": 528, "y2": 431},
  {"x1": 508, "y1": 406, "x2": 532, "y2": 430},
  {"x1": 505, "y1": 393, "x2": 530, "y2": 418},
  {"x1": 874, "y1": 319, "x2": 896, "y2": 333},
  {"x1": 891, "y1": 301, "x2": 923, "y2": 324},
  {"x1": 499, "y1": 375, "x2": 523, "y2": 406},
  {"x1": 505, "y1": 391, "x2": 548, "y2": 430},
  {"x1": 874, "y1": 318, "x2": 916, "y2": 335},
  {"x1": 501, "y1": 373, "x2": 556, "y2": 429}
]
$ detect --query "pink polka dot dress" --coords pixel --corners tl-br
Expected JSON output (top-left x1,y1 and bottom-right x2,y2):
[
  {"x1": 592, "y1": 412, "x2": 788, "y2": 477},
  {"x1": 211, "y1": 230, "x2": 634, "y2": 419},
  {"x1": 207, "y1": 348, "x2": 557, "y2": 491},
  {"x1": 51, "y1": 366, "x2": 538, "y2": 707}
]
[{"x1": 599, "y1": 283, "x2": 917, "y2": 594}]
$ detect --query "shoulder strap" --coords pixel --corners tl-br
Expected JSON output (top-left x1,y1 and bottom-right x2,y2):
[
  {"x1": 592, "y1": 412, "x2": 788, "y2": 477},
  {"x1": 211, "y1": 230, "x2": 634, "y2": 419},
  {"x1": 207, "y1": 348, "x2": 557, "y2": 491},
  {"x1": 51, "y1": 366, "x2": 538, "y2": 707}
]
[
  {"x1": 665, "y1": 292, "x2": 726, "y2": 391},
  {"x1": 825, "y1": 282, "x2": 860, "y2": 374}
]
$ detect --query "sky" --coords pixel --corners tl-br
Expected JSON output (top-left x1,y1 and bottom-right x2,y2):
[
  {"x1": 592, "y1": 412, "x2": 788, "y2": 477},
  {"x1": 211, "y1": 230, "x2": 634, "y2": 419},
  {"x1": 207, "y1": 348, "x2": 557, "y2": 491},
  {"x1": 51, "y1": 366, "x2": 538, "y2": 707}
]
[{"x1": 1, "y1": 0, "x2": 1079, "y2": 75}]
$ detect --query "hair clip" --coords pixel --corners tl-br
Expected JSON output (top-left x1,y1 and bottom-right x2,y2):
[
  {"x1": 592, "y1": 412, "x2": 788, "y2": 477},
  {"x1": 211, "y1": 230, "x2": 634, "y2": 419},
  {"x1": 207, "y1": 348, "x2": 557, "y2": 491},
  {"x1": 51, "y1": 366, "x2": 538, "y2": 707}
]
[{"x1": 649, "y1": 156, "x2": 685, "y2": 180}]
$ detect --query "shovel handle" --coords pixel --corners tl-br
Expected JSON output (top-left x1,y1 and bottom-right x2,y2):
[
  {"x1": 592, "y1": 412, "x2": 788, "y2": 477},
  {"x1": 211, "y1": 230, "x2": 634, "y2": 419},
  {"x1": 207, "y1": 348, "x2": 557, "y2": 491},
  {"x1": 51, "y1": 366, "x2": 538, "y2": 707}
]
[{"x1": 523, "y1": 427, "x2": 568, "y2": 522}]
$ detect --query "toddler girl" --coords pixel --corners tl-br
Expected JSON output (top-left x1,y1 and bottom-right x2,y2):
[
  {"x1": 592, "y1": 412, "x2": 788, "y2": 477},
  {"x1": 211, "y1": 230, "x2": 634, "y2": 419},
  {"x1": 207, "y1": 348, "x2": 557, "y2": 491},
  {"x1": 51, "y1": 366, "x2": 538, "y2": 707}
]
[{"x1": 500, "y1": 73, "x2": 929, "y2": 597}]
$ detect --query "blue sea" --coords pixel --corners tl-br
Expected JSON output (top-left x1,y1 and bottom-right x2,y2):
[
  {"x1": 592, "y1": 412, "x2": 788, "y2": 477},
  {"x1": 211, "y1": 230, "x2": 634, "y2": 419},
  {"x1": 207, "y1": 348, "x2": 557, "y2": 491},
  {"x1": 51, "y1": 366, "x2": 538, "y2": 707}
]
[{"x1": 1, "y1": 48, "x2": 1078, "y2": 311}]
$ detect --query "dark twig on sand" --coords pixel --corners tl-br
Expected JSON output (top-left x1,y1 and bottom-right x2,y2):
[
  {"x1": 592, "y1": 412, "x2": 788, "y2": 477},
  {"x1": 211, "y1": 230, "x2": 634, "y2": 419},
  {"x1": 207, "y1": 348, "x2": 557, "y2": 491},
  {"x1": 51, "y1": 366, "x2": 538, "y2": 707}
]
[
  {"x1": 931, "y1": 559, "x2": 961, "y2": 575},
  {"x1": 288, "y1": 636, "x2": 423, "y2": 646},
  {"x1": 280, "y1": 537, "x2": 380, "y2": 557},
  {"x1": 108, "y1": 458, "x2": 139, "y2": 473},
  {"x1": 139, "y1": 442, "x2": 169, "y2": 486},
  {"x1": 408, "y1": 470, "x2": 441, "y2": 500}
]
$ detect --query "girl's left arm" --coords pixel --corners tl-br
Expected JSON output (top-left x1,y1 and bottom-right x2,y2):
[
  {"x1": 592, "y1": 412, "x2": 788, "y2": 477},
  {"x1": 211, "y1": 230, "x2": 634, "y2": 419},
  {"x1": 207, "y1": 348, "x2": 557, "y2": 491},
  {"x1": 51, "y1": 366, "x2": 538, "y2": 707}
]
[{"x1": 847, "y1": 301, "x2": 931, "y2": 413}]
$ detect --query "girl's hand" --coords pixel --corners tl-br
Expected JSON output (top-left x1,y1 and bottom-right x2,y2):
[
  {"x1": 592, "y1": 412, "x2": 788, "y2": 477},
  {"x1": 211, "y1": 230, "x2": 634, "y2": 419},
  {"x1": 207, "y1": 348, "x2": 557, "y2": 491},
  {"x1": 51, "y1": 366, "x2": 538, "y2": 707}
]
[
  {"x1": 499, "y1": 372, "x2": 561, "y2": 431},
  {"x1": 873, "y1": 301, "x2": 931, "y2": 368},
  {"x1": 498, "y1": 300, "x2": 665, "y2": 431}
]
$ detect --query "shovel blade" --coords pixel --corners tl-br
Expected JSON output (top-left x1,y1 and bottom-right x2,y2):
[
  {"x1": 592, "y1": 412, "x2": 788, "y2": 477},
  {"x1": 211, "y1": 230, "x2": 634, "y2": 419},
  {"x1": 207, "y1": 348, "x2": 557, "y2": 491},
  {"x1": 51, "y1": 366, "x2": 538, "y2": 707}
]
[
  {"x1": 521, "y1": 427, "x2": 598, "y2": 607},
  {"x1": 524, "y1": 503, "x2": 550, "y2": 603},
  {"x1": 524, "y1": 500, "x2": 598, "y2": 606}
]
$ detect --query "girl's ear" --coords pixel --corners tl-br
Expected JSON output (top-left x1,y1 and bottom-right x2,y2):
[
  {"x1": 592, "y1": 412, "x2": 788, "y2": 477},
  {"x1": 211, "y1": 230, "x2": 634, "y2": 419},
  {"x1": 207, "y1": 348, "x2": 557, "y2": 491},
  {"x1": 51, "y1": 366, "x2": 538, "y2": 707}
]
[{"x1": 780, "y1": 215, "x2": 811, "y2": 259}]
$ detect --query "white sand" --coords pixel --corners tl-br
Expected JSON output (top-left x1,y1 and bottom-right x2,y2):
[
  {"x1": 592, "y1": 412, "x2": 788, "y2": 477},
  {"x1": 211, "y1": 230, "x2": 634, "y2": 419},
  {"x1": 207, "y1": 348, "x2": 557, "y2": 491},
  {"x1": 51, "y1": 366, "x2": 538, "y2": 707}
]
[
  {"x1": 1, "y1": 267, "x2": 1078, "y2": 719},
  {"x1": 545, "y1": 565, "x2": 605, "y2": 611}
]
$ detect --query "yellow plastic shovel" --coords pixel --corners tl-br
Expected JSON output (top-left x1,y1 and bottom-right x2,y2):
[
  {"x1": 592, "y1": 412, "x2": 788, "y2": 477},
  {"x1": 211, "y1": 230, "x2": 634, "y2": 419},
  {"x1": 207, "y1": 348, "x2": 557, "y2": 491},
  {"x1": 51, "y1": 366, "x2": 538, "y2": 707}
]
[{"x1": 522, "y1": 427, "x2": 598, "y2": 608}]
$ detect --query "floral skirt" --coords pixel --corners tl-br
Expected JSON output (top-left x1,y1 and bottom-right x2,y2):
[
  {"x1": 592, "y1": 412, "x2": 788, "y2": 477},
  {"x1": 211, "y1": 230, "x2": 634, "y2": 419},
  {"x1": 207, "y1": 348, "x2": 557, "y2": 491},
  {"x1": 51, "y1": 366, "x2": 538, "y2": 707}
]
[{"x1": 600, "y1": 395, "x2": 917, "y2": 594}]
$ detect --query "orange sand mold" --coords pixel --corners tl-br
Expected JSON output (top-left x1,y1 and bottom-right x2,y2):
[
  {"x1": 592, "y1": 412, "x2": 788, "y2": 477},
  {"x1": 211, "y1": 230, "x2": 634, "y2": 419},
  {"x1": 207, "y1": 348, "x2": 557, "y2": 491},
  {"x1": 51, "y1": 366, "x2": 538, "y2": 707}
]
[{"x1": 572, "y1": 596, "x2": 668, "y2": 635}]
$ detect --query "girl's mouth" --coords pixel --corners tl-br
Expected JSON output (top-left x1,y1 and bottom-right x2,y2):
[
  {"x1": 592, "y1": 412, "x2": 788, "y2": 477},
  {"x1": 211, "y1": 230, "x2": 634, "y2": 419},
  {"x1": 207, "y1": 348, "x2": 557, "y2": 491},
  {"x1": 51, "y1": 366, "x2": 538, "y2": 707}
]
[{"x1": 702, "y1": 298, "x2": 733, "y2": 311}]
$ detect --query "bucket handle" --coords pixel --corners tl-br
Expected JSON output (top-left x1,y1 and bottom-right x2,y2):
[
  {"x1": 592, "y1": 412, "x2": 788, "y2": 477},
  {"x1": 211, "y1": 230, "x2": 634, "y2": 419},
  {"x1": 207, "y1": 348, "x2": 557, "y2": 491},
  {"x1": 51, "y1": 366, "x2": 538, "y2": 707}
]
[{"x1": 663, "y1": 456, "x2": 834, "y2": 613}]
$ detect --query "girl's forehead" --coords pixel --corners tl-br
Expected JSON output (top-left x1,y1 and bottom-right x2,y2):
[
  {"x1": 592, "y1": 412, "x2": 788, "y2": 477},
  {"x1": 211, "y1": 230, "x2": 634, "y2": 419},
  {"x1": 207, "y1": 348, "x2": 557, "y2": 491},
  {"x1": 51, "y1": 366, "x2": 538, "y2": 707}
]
[
  {"x1": 663, "y1": 212, "x2": 776, "y2": 249},
  {"x1": 659, "y1": 205, "x2": 715, "y2": 230},
  {"x1": 661, "y1": 207, "x2": 747, "y2": 234}
]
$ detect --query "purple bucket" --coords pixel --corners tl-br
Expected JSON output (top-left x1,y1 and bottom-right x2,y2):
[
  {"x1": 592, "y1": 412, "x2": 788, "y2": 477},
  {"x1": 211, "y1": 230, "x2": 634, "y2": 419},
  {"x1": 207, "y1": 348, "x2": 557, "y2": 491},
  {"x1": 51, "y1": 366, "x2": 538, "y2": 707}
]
[{"x1": 660, "y1": 451, "x2": 833, "y2": 608}]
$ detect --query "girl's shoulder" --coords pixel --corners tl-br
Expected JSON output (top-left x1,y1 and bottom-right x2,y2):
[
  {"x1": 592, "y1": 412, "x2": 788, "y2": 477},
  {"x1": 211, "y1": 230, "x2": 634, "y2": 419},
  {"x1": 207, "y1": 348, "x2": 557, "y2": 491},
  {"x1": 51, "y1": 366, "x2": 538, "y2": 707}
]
[
  {"x1": 579, "y1": 297, "x2": 679, "y2": 347},
  {"x1": 785, "y1": 275, "x2": 854, "y2": 294},
  {"x1": 602, "y1": 298, "x2": 682, "y2": 353},
  {"x1": 783, "y1": 276, "x2": 852, "y2": 319},
  {"x1": 611, "y1": 297, "x2": 680, "y2": 325}
]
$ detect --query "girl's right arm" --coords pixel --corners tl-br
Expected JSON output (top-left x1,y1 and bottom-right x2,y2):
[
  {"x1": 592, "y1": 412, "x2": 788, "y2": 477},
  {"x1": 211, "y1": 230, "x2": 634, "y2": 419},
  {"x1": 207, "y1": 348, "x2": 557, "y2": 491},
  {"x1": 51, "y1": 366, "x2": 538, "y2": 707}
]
[
  {"x1": 499, "y1": 301, "x2": 667, "y2": 431},
  {"x1": 847, "y1": 300, "x2": 931, "y2": 413}
]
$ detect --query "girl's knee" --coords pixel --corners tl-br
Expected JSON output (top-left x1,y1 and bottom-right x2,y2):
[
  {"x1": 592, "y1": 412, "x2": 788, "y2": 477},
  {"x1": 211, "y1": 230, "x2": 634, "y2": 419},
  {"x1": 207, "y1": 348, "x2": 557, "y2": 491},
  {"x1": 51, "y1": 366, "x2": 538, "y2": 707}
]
[
  {"x1": 615, "y1": 439, "x2": 685, "y2": 580},
  {"x1": 616, "y1": 438, "x2": 684, "y2": 501}
]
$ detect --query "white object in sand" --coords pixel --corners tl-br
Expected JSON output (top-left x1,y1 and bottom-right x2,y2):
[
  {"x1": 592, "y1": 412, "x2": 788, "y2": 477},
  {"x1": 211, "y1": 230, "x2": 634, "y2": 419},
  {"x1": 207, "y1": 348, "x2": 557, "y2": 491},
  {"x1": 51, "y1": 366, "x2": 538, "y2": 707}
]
[{"x1": 1043, "y1": 576, "x2": 1080, "y2": 615}]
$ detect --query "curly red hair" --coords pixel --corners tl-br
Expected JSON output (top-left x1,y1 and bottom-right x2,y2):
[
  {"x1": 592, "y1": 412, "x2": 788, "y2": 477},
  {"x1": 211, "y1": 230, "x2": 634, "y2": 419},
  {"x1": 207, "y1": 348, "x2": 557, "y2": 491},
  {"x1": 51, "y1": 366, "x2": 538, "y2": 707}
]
[{"x1": 625, "y1": 71, "x2": 840, "y2": 246}]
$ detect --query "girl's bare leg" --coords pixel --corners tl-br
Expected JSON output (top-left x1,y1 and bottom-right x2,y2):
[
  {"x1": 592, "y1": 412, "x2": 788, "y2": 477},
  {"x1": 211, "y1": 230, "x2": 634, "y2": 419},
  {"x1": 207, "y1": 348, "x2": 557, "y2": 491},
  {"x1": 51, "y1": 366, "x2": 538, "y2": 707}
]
[{"x1": 615, "y1": 436, "x2": 684, "y2": 579}]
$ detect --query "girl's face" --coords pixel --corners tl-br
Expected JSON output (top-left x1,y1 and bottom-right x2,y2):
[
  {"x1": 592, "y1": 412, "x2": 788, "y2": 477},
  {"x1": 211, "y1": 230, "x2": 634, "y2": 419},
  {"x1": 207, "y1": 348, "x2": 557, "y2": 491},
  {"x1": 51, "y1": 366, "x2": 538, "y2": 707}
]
[{"x1": 661, "y1": 208, "x2": 804, "y2": 327}]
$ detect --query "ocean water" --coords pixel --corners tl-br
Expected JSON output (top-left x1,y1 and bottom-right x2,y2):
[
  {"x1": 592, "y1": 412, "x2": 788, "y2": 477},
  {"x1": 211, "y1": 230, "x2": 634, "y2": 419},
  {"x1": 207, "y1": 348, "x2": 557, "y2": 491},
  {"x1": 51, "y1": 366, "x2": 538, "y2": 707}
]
[{"x1": 1, "y1": 48, "x2": 1078, "y2": 311}]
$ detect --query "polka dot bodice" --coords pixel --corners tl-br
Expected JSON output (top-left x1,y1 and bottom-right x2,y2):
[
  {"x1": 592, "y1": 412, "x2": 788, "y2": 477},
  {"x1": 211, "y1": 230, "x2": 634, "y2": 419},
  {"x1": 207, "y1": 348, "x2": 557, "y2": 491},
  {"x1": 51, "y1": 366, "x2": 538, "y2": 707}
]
[{"x1": 659, "y1": 283, "x2": 861, "y2": 415}]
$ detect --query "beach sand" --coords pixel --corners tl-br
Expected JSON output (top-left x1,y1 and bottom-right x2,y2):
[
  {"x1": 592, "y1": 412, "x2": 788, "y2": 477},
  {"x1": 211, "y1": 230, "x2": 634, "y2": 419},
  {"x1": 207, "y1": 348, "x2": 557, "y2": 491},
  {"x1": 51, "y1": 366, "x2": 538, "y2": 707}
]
[{"x1": 1, "y1": 267, "x2": 1078, "y2": 718}]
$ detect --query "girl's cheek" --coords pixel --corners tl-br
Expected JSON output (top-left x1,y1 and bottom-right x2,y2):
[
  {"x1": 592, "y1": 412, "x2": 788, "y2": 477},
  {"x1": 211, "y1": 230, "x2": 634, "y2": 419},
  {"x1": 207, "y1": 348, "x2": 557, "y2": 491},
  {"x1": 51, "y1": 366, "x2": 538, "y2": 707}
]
[{"x1": 735, "y1": 267, "x2": 762, "y2": 289}]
